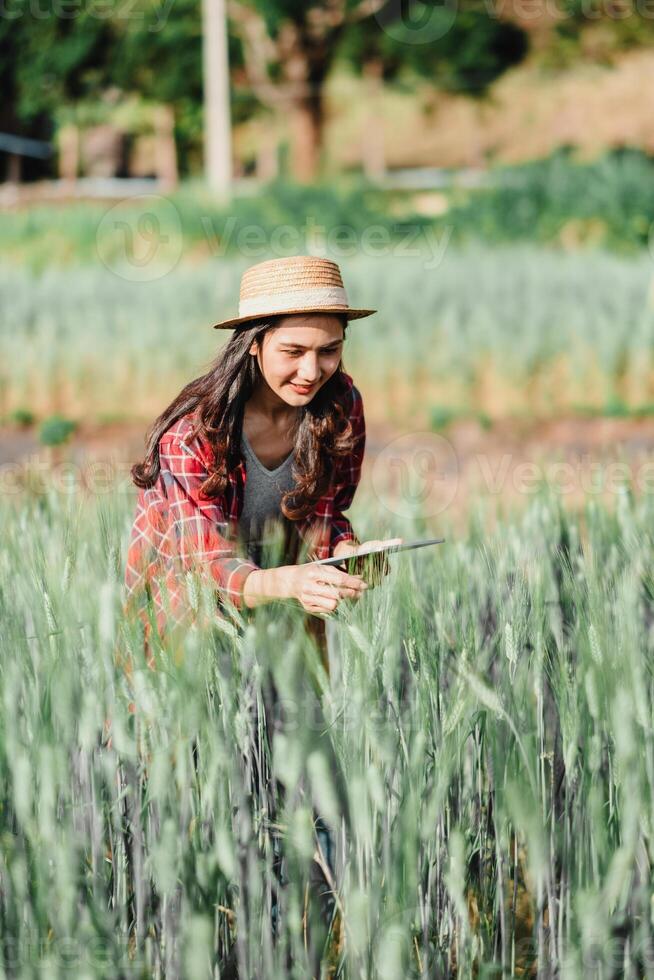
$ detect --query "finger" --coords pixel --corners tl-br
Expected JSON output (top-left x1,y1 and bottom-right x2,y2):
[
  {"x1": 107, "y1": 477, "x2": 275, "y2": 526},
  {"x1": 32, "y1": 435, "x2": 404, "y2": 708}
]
[
  {"x1": 303, "y1": 604, "x2": 332, "y2": 617},
  {"x1": 304, "y1": 595, "x2": 339, "y2": 613},
  {"x1": 309, "y1": 583, "x2": 360, "y2": 603},
  {"x1": 330, "y1": 569, "x2": 366, "y2": 589},
  {"x1": 319, "y1": 568, "x2": 368, "y2": 590},
  {"x1": 318, "y1": 563, "x2": 363, "y2": 579},
  {"x1": 339, "y1": 585, "x2": 367, "y2": 599},
  {"x1": 308, "y1": 582, "x2": 345, "y2": 600}
]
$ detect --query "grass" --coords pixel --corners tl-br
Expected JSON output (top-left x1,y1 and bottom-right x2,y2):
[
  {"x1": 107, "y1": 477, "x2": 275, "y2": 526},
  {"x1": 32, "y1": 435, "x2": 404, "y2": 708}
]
[
  {"x1": 0, "y1": 178, "x2": 428, "y2": 273},
  {"x1": 1, "y1": 470, "x2": 653, "y2": 975},
  {"x1": 438, "y1": 146, "x2": 654, "y2": 254},
  {"x1": 2, "y1": 243, "x2": 654, "y2": 426},
  {"x1": 568, "y1": 398, "x2": 654, "y2": 421},
  {"x1": 430, "y1": 405, "x2": 493, "y2": 432},
  {"x1": 5, "y1": 150, "x2": 654, "y2": 265}
]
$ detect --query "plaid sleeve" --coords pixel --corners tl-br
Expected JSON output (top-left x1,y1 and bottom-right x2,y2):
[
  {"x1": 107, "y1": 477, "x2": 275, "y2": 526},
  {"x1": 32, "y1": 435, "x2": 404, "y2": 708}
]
[
  {"x1": 330, "y1": 384, "x2": 366, "y2": 553},
  {"x1": 159, "y1": 435, "x2": 260, "y2": 612}
]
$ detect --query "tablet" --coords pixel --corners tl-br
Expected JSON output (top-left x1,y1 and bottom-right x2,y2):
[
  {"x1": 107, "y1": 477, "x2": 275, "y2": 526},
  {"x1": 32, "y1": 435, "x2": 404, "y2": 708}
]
[{"x1": 310, "y1": 536, "x2": 445, "y2": 567}]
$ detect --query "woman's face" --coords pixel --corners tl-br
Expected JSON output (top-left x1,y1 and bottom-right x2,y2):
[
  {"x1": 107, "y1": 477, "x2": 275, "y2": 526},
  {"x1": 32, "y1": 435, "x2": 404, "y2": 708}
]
[{"x1": 249, "y1": 313, "x2": 345, "y2": 405}]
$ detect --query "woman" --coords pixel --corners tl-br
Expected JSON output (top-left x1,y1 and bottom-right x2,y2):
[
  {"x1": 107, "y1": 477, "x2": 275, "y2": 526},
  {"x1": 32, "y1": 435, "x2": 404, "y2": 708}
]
[
  {"x1": 124, "y1": 254, "x2": 400, "y2": 663},
  {"x1": 120, "y1": 254, "x2": 400, "y2": 969}
]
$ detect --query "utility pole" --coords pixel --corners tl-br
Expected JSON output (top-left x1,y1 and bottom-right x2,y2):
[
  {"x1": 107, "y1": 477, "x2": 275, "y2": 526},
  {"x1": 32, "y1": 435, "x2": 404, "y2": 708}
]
[{"x1": 202, "y1": 0, "x2": 232, "y2": 200}]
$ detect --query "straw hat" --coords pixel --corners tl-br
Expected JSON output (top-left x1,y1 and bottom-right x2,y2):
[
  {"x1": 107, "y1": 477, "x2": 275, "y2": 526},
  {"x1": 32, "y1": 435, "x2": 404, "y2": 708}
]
[{"x1": 212, "y1": 255, "x2": 376, "y2": 329}]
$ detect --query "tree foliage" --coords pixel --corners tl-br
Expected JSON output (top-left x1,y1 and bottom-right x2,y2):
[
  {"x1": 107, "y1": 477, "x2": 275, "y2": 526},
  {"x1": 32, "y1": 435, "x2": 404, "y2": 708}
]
[
  {"x1": 1, "y1": 0, "x2": 528, "y2": 177},
  {"x1": 339, "y1": 0, "x2": 528, "y2": 93}
]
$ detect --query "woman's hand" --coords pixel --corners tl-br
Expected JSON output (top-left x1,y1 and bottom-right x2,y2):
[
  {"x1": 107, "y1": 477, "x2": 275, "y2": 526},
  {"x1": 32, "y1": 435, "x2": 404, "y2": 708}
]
[
  {"x1": 241, "y1": 538, "x2": 403, "y2": 613},
  {"x1": 277, "y1": 562, "x2": 369, "y2": 615},
  {"x1": 332, "y1": 537, "x2": 403, "y2": 587}
]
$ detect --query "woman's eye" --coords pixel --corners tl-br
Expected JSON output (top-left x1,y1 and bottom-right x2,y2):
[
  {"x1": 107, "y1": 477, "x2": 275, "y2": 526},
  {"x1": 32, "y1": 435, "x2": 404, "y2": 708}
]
[{"x1": 283, "y1": 349, "x2": 339, "y2": 356}]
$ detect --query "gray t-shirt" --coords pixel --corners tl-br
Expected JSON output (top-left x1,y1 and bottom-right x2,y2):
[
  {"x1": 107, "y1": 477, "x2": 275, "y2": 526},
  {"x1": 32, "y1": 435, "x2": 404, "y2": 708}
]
[{"x1": 238, "y1": 430, "x2": 296, "y2": 567}]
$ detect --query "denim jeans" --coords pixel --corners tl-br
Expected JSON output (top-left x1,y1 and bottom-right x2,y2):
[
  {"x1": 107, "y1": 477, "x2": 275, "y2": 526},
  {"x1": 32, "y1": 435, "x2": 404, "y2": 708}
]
[
  {"x1": 270, "y1": 812, "x2": 336, "y2": 940},
  {"x1": 260, "y1": 619, "x2": 340, "y2": 951}
]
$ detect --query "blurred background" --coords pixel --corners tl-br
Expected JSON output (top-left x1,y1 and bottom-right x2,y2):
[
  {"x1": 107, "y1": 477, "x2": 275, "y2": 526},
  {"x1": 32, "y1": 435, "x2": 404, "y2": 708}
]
[{"x1": 3, "y1": 0, "x2": 654, "y2": 521}]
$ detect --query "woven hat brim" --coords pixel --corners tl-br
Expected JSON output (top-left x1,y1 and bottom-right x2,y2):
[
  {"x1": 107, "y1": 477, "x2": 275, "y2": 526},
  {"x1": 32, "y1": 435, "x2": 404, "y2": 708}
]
[{"x1": 212, "y1": 306, "x2": 377, "y2": 330}]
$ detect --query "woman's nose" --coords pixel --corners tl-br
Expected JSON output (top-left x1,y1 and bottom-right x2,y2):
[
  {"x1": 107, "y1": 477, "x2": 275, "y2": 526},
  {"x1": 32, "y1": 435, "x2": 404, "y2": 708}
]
[{"x1": 297, "y1": 354, "x2": 320, "y2": 381}]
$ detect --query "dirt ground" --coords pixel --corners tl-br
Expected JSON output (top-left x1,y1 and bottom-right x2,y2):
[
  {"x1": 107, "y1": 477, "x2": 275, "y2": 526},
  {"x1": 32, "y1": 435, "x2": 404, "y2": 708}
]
[{"x1": 2, "y1": 415, "x2": 653, "y2": 530}]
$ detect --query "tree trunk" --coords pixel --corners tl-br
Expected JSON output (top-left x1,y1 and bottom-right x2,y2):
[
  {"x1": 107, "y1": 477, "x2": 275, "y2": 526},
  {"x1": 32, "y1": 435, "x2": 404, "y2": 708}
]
[
  {"x1": 255, "y1": 120, "x2": 280, "y2": 181},
  {"x1": 153, "y1": 104, "x2": 178, "y2": 190},
  {"x1": 280, "y1": 31, "x2": 326, "y2": 183},
  {"x1": 7, "y1": 153, "x2": 21, "y2": 183},
  {"x1": 361, "y1": 58, "x2": 386, "y2": 181},
  {"x1": 58, "y1": 123, "x2": 80, "y2": 182},
  {"x1": 289, "y1": 96, "x2": 323, "y2": 183}
]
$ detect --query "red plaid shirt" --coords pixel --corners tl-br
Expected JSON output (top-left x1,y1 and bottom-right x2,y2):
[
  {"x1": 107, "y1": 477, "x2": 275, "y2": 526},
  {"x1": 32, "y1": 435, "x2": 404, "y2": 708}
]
[{"x1": 123, "y1": 372, "x2": 365, "y2": 645}]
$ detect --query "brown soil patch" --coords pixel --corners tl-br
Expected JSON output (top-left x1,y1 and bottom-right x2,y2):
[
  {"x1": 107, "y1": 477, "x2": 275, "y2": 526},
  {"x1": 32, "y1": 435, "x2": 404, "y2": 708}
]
[{"x1": 2, "y1": 415, "x2": 652, "y2": 531}]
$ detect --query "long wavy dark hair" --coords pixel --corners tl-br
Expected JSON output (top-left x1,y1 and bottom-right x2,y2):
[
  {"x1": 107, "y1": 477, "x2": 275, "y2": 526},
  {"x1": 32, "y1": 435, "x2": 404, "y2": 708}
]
[{"x1": 131, "y1": 314, "x2": 357, "y2": 521}]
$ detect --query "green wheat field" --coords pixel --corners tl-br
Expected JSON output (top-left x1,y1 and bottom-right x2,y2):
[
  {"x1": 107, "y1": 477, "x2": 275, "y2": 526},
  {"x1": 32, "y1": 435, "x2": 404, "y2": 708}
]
[
  {"x1": 2, "y1": 473, "x2": 653, "y2": 976},
  {"x1": 3, "y1": 244, "x2": 654, "y2": 425},
  {"x1": 3, "y1": 233, "x2": 654, "y2": 976}
]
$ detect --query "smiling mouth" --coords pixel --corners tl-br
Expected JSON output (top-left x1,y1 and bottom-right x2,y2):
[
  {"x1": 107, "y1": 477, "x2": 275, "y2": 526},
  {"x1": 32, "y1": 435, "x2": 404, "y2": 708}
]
[{"x1": 290, "y1": 382, "x2": 316, "y2": 391}]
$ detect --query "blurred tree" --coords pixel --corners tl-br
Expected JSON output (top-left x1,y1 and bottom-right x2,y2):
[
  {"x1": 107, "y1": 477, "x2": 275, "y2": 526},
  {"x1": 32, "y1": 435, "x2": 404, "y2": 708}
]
[
  {"x1": 0, "y1": 0, "x2": 528, "y2": 183},
  {"x1": 548, "y1": 0, "x2": 653, "y2": 69},
  {"x1": 228, "y1": 0, "x2": 528, "y2": 181},
  {"x1": 340, "y1": 0, "x2": 529, "y2": 176},
  {"x1": 111, "y1": 0, "x2": 256, "y2": 178},
  {"x1": 0, "y1": 0, "x2": 252, "y2": 181},
  {"x1": 0, "y1": 2, "x2": 114, "y2": 180}
]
